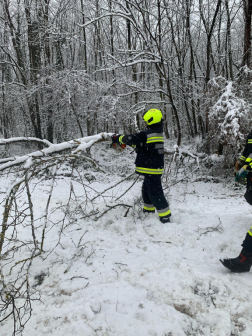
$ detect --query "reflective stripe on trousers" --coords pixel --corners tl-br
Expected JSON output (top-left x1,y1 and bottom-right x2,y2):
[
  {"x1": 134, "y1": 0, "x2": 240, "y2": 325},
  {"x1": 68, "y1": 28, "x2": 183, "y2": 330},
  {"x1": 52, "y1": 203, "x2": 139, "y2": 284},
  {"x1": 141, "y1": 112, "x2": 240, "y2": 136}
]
[
  {"x1": 156, "y1": 207, "x2": 171, "y2": 217},
  {"x1": 142, "y1": 175, "x2": 171, "y2": 219},
  {"x1": 136, "y1": 167, "x2": 164, "y2": 174},
  {"x1": 143, "y1": 203, "x2": 155, "y2": 211}
]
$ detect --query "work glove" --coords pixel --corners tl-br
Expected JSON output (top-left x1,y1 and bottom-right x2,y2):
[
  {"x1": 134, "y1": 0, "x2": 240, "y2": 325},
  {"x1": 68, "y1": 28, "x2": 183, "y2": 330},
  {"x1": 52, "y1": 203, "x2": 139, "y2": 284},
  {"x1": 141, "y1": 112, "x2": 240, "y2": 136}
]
[
  {"x1": 235, "y1": 165, "x2": 250, "y2": 182},
  {"x1": 111, "y1": 134, "x2": 121, "y2": 144},
  {"x1": 234, "y1": 160, "x2": 244, "y2": 176},
  {"x1": 111, "y1": 134, "x2": 126, "y2": 152},
  {"x1": 236, "y1": 160, "x2": 245, "y2": 171},
  {"x1": 111, "y1": 134, "x2": 117, "y2": 142}
]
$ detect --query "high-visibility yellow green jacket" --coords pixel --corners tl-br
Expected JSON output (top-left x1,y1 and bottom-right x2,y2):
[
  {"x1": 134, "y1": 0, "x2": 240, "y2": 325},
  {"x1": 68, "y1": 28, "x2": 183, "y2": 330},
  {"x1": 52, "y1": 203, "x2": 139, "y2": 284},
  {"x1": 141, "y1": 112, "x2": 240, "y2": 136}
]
[{"x1": 119, "y1": 122, "x2": 164, "y2": 175}]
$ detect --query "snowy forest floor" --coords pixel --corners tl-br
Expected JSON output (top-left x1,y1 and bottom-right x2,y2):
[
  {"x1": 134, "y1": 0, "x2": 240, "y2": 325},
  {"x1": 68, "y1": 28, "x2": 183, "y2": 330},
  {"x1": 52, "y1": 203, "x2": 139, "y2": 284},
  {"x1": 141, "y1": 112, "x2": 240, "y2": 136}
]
[{"x1": 1, "y1": 142, "x2": 252, "y2": 336}]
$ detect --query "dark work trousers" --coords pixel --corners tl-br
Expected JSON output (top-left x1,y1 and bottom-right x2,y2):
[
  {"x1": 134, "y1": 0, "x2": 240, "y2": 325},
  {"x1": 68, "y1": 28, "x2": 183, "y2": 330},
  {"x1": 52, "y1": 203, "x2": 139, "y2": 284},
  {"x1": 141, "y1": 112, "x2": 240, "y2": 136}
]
[
  {"x1": 142, "y1": 175, "x2": 171, "y2": 220},
  {"x1": 242, "y1": 173, "x2": 252, "y2": 253}
]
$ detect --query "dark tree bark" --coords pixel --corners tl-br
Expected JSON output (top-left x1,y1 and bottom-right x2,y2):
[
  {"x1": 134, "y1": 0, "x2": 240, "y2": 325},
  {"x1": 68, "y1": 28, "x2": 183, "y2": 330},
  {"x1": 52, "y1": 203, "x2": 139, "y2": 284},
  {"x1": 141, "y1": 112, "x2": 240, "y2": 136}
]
[
  {"x1": 167, "y1": 13, "x2": 194, "y2": 138},
  {"x1": 80, "y1": 0, "x2": 88, "y2": 71},
  {"x1": 225, "y1": 0, "x2": 233, "y2": 79},
  {"x1": 199, "y1": 0, "x2": 222, "y2": 134},
  {"x1": 199, "y1": 0, "x2": 222, "y2": 85},
  {"x1": 24, "y1": 1, "x2": 43, "y2": 140},
  {"x1": 242, "y1": 0, "x2": 252, "y2": 67}
]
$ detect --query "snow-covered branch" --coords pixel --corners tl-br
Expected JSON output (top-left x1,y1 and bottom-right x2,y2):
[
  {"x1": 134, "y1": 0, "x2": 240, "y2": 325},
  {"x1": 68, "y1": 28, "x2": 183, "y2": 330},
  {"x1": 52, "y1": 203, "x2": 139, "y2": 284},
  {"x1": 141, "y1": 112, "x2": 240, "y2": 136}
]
[
  {"x1": 164, "y1": 147, "x2": 207, "y2": 160},
  {"x1": 77, "y1": 11, "x2": 133, "y2": 28},
  {"x1": 0, "y1": 137, "x2": 52, "y2": 147},
  {"x1": 0, "y1": 133, "x2": 113, "y2": 172}
]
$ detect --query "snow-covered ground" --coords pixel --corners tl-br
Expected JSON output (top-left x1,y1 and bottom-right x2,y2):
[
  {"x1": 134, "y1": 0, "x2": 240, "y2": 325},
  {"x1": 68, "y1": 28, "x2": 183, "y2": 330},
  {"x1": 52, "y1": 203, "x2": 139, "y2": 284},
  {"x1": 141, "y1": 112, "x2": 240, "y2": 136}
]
[{"x1": 1, "y1": 142, "x2": 252, "y2": 336}]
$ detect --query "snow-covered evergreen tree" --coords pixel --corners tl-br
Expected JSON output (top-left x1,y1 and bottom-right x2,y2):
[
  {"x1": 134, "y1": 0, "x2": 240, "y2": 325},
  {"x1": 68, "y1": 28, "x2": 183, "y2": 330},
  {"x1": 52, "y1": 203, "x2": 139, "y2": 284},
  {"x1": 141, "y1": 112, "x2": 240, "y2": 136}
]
[{"x1": 208, "y1": 76, "x2": 252, "y2": 166}]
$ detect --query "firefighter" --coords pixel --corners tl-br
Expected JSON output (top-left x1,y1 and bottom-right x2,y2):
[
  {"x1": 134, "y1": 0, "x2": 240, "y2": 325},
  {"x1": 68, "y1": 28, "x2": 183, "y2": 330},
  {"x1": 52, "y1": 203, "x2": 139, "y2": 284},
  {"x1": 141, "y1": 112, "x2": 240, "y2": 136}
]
[
  {"x1": 220, "y1": 130, "x2": 252, "y2": 272},
  {"x1": 112, "y1": 109, "x2": 171, "y2": 223}
]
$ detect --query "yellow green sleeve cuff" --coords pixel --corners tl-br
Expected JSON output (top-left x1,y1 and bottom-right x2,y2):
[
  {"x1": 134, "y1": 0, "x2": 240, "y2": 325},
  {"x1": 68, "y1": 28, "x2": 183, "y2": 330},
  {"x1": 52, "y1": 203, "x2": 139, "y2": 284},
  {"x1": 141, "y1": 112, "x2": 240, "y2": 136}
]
[{"x1": 119, "y1": 135, "x2": 125, "y2": 144}]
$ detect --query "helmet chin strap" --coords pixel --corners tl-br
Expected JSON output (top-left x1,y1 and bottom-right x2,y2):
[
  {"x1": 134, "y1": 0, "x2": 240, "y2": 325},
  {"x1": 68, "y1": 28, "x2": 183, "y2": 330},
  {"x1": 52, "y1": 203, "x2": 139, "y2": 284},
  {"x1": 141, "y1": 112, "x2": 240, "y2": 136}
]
[{"x1": 147, "y1": 120, "x2": 163, "y2": 128}]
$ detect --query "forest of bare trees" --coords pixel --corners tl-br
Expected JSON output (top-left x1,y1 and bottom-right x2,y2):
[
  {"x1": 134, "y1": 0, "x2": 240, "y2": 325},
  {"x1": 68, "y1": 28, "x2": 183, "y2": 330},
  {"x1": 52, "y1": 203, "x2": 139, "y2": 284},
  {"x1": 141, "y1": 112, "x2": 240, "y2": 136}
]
[
  {"x1": 1, "y1": 0, "x2": 252, "y2": 150},
  {"x1": 2, "y1": 2, "x2": 252, "y2": 334}
]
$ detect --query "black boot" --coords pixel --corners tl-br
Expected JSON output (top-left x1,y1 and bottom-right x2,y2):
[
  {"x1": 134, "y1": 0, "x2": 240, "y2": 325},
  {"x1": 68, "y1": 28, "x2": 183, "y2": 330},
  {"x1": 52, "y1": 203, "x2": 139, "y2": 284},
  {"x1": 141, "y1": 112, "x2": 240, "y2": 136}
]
[
  {"x1": 160, "y1": 216, "x2": 170, "y2": 224},
  {"x1": 220, "y1": 249, "x2": 252, "y2": 273}
]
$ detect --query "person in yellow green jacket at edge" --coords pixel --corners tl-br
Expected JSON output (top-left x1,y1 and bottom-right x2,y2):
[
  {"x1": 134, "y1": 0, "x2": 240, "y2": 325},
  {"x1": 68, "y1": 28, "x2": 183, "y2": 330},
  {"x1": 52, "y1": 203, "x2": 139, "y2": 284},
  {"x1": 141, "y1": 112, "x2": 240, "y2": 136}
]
[
  {"x1": 112, "y1": 109, "x2": 171, "y2": 224},
  {"x1": 220, "y1": 131, "x2": 252, "y2": 272}
]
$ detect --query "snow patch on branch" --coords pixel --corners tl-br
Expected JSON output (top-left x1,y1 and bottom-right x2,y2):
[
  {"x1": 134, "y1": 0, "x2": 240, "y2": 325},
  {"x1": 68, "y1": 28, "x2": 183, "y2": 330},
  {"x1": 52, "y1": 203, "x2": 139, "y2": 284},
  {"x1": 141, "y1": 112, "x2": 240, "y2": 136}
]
[
  {"x1": 0, "y1": 137, "x2": 52, "y2": 147},
  {"x1": 0, "y1": 133, "x2": 113, "y2": 172}
]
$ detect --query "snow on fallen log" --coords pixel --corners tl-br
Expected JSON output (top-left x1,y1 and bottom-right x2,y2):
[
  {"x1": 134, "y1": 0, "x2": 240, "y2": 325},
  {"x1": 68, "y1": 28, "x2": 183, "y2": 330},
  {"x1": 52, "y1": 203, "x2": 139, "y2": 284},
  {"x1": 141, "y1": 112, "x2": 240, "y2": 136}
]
[
  {"x1": 0, "y1": 133, "x2": 113, "y2": 172},
  {"x1": 0, "y1": 137, "x2": 52, "y2": 147}
]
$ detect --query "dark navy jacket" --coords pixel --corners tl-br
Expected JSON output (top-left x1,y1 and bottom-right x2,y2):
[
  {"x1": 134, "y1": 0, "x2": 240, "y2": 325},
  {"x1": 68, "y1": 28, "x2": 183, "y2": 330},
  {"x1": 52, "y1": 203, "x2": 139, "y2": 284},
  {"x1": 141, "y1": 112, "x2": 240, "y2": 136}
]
[{"x1": 121, "y1": 123, "x2": 164, "y2": 175}]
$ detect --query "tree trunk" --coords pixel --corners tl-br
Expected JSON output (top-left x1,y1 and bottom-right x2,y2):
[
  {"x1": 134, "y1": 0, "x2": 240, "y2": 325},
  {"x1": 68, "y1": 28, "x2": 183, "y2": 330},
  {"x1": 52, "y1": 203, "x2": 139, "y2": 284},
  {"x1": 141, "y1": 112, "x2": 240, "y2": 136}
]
[
  {"x1": 80, "y1": 0, "x2": 88, "y2": 71},
  {"x1": 167, "y1": 13, "x2": 194, "y2": 137},
  {"x1": 199, "y1": 0, "x2": 222, "y2": 85},
  {"x1": 225, "y1": 0, "x2": 233, "y2": 80},
  {"x1": 242, "y1": 0, "x2": 252, "y2": 67}
]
